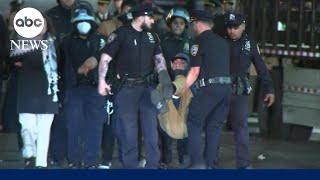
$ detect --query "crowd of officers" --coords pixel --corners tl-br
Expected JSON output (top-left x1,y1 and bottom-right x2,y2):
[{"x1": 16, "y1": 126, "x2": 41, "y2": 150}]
[{"x1": 0, "y1": 0, "x2": 275, "y2": 169}]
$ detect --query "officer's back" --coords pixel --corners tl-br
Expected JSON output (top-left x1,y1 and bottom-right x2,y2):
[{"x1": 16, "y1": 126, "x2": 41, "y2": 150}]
[{"x1": 194, "y1": 30, "x2": 230, "y2": 79}]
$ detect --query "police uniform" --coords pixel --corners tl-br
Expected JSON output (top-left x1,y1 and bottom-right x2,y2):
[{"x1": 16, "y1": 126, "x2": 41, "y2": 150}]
[
  {"x1": 101, "y1": 5, "x2": 162, "y2": 169},
  {"x1": 187, "y1": 10, "x2": 232, "y2": 168},
  {"x1": 62, "y1": 8, "x2": 107, "y2": 168},
  {"x1": 225, "y1": 13, "x2": 274, "y2": 168}
]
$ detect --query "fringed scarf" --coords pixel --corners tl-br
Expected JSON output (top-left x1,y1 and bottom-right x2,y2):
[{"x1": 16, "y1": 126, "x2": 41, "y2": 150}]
[{"x1": 10, "y1": 34, "x2": 59, "y2": 102}]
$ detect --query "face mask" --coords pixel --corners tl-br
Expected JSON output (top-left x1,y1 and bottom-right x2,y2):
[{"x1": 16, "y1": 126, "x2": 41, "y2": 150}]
[
  {"x1": 173, "y1": 70, "x2": 188, "y2": 77},
  {"x1": 77, "y1": 22, "x2": 91, "y2": 35}
]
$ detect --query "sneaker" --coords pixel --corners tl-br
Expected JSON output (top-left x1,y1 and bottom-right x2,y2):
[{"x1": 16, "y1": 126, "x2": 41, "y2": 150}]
[
  {"x1": 138, "y1": 158, "x2": 146, "y2": 168},
  {"x1": 98, "y1": 162, "x2": 112, "y2": 169},
  {"x1": 25, "y1": 157, "x2": 35, "y2": 169}
]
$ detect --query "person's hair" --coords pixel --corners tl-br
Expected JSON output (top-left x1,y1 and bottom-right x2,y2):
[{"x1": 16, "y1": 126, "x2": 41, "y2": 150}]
[{"x1": 43, "y1": 14, "x2": 56, "y2": 37}]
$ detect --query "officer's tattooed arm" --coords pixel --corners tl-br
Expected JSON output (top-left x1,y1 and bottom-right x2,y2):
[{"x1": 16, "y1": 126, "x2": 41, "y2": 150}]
[
  {"x1": 154, "y1": 53, "x2": 167, "y2": 73},
  {"x1": 99, "y1": 53, "x2": 113, "y2": 82}
]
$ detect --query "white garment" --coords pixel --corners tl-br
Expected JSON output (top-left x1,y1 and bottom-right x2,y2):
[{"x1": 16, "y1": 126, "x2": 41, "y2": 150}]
[{"x1": 19, "y1": 113, "x2": 54, "y2": 167}]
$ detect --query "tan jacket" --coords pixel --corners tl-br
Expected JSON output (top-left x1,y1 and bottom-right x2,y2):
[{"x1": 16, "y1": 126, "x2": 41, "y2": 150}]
[
  {"x1": 158, "y1": 75, "x2": 193, "y2": 139},
  {"x1": 97, "y1": 16, "x2": 123, "y2": 37}
]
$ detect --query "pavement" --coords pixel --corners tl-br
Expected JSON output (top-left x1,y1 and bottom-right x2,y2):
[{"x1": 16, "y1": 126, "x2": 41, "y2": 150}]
[{"x1": 1, "y1": 127, "x2": 320, "y2": 169}]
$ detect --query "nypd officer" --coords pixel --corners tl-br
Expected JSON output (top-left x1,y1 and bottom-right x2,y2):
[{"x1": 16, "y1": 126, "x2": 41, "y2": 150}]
[
  {"x1": 61, "y1": 6, "x2": 106, "y2": 168},
  {"x1": 180, "y1": 10, "x2": 232, "y2": 169},
  {"x1": 225, "y1": 13, "x2": 274, "y2": 169},
  {"x1": 98, "y1": 4, "x2": 172, "y2": 169}
]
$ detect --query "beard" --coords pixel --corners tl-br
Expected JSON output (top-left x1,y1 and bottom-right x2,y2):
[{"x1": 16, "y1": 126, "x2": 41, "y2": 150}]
[{"x1": 141, "y1": 22, "x2": 153, "y2": 31}]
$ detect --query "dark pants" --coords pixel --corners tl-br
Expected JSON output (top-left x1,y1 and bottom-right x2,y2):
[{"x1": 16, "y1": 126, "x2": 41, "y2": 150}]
[
  {"x1": 101, "y1": 121, "x2": 115, "y2": 164},
  {"x1": 2, "y1": 73, "x2": 22, "y2": 148},
  {"x1": 64, "y1": 86, "x2": 105, "y2": 166},
  {"x1": 49, "y1": 108, "x2": 67, "y2": 164},
  {"x1": 187, "y1": 85, "x2": 231, "y2": 168},
  {"x1": 113, "y1": 86, "x2": 159, "y2": 169},
  {"x1": 159, "y1": 127, "x2": 188, "y2": 164},
  {"x1": 227, "y1": 95, "x2": 250, "y2": 168}
]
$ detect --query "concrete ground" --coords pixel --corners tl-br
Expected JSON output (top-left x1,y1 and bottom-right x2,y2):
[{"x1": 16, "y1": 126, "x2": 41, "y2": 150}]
[{"x1": 1, "y1": 127, "x2": 320, "y2": 169}]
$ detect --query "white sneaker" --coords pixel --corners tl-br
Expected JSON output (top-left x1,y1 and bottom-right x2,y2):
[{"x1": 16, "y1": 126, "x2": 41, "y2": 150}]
[{"x1": 98, "y1": 162, "x2": 112, "y2": 169}]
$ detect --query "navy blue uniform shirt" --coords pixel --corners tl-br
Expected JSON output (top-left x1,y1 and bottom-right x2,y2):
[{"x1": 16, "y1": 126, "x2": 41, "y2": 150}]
[
  {"x1": 190, "y1": 30, "x2": 230, "y2": 79},
  {"x1": 103, "y1": 25, "x2": 162, "y2": 78},
  {"x1": 228, "y1": 34, "x2": 274, "y2": 93}
]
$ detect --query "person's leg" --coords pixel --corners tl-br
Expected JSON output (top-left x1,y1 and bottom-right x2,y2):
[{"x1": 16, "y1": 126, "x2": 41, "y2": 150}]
[
  {"x1": 19, "y1": 113, "x2": 37, "y2": 168},
  {"x1": 82, "y1": 87, "x2": 106, "y2": 167},
  {"x1": 35, "y1": 114, "x2": 54, "y2": 167},
  {"x1": 64, "y1": 88, "x2": 84, "y2": 167},
  {"x1": 113, "y1": 87, "x2": 141, "y2": 168},
  {"x1": 205, "y1": 88, "x2": 231, "y2": 168},
  {"x1": 229, "y1": 95, "x2": 251, "y2": 168},
  {"x1": 19, "y1": 113, "x2": 37, "y2": 159},
  {"x1": 139, "y1": 87, "x2": 160, "y2": 169}
]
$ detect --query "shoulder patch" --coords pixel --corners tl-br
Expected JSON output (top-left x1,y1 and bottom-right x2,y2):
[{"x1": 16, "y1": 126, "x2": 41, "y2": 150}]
[
  {"x1": 100, "y1": 38, "x2": 106, "y2": 50},
  {"x1": 107, "y1": 33, "x2": 117, "y2": 44},
  {"x1": 190, "y1": 45, "x2": 199, "y2": 56}
]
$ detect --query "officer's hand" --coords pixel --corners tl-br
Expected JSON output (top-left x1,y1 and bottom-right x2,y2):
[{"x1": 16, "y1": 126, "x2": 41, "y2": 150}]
[
  {"x1": 98, "y1": 80, "x2": 112, "y2": 96},
  {"x1": 78, "y1": 57, "x2": 98, "y2": 76},
  {"x1": 264, "y1": 93, "x2": 275, "y2": 107}
]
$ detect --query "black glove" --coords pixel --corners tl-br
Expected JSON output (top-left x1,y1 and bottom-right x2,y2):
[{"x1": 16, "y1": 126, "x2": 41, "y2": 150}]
[
  {"x1": 151, "y1": 89, "x2": 168, "y2": 113},
  {"x1": 158, "y1": 70, "x2": 173, "y2": 99}
]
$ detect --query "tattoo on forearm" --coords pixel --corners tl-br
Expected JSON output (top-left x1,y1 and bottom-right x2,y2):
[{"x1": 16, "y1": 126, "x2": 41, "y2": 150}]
[
  {"x1": 154, "y1": 54, "x2": 167, "y2": 73},
  {"x1": 99, "y1": 58, "x2": 109, "y2": 81}
]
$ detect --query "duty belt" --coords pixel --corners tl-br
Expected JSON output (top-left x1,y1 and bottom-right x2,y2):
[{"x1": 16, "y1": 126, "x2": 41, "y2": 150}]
[{"x1": 196, "y1": 77, "x2": 232, "y2": 88}]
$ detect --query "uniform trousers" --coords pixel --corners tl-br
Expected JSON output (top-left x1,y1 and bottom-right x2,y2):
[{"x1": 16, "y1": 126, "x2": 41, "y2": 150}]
[{"x1": 187, "y1": 84, "x2": 232, "y2": 168}]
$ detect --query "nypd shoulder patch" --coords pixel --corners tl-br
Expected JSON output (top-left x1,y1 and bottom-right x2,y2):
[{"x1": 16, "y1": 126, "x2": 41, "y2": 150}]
[
  {"x1": 190, "y1": 44, "x2": 199, "y2": 56},
  {"x1": 107, "y1": 33, "x2": 117, "y2": 44},
  {"x1": 99, "y1": 38, "x2": 106, "y2": 50}
]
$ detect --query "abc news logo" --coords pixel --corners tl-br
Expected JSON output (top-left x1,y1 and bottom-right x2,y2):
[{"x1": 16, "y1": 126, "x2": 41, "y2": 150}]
[{"x1": 10, "y1": 8, "x2": 48, "y2": 51}]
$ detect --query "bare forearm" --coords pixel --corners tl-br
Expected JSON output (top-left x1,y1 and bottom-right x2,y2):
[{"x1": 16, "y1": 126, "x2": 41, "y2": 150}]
[
  {"x1": 99, "y1": 53, "x2": 112, "y2": 82},
  {"x1": 182, "y1": 67, "x2": 199, "y2": 93},
  {"x1": 154, "y1": 53, "x2": 167, "y2": 73}
]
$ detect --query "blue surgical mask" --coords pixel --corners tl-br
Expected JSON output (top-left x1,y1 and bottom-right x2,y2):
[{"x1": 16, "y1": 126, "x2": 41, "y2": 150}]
[{"x1": 77, "y1": 22, "x2": 91, "y2": 35}]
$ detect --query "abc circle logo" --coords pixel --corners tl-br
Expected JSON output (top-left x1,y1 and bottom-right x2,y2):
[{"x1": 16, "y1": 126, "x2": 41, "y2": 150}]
[{"x1": 13, "y1": 8, "x2": 44, "y2": 38}]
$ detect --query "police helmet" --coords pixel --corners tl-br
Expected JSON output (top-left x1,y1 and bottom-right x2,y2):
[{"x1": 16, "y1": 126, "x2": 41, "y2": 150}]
[
  {"x1": 166, "y1": 8, "x2": 190, "y2": 27},
  {"x1": 71, "y1": 1, "x2": 96, "y2": 23}
]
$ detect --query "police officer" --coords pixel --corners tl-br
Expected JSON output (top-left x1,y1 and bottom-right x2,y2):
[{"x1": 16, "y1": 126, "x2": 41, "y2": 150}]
[
  {"x1": 61, "y1": 6, "x2": 106, "y2": 169},
  {"x1": 161, "y1": 8, "x2": 191, "y2": 78},
  {"x1": 180, "y1": 10, "x2": 232, "y2": 169},
  {"x1": 225, "y1": 13, "x2": 274, "y2": 169},
  {"x1": 98, "y1": 4, "x2": 172, "y2": 169},
  {"x1": 96, "y1": 0, "x2": 113, "y2": 24},
  {"x1": 157, "y1": 7, "x2": 191, "y2": 168},
  {"x1": 213, "y1": 0, "x2": 236, "y2": 38}
]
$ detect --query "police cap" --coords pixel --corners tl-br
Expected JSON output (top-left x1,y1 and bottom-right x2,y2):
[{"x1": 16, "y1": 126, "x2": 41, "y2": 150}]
[
  {"x1": 131, "y1": 4, "x2": 153, "y2": 18},
  {"x1": 225, "y1": 13, "x2": 245, "y2": 28},
  {"x1": 190, "y1": 10, "x2": 214, "y2": 22}
]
